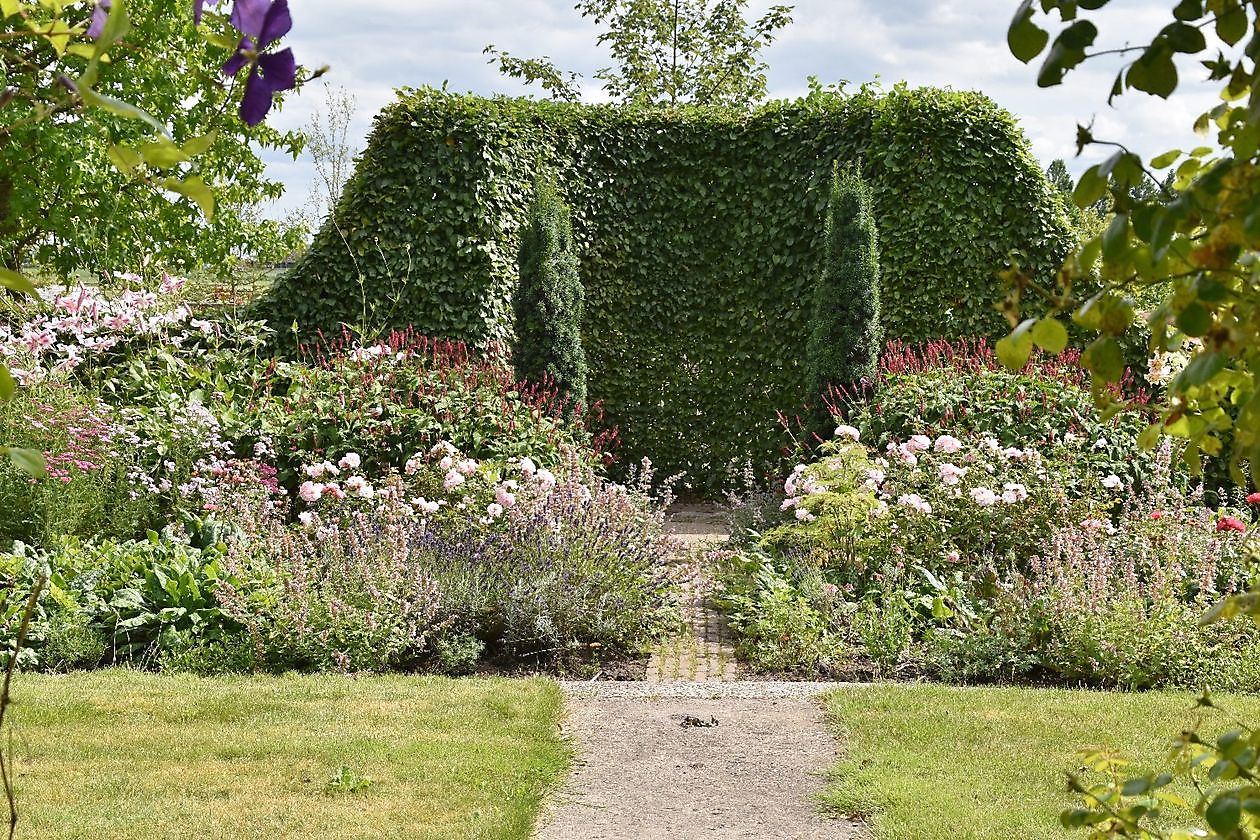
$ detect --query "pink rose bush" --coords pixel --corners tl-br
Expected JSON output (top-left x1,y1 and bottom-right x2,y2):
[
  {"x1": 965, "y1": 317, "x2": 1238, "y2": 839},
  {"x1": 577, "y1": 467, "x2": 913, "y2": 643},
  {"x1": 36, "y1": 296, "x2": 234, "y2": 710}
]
[{"x1": 717, "y1": 419, "x2": 1260, "y2": 688}]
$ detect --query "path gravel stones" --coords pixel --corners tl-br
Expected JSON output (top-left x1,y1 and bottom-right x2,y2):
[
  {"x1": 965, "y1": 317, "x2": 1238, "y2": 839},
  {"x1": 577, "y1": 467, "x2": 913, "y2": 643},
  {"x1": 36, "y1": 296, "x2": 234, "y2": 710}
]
[{"x1": 533, "y1": 506, "x2": 866, "y2": 840}]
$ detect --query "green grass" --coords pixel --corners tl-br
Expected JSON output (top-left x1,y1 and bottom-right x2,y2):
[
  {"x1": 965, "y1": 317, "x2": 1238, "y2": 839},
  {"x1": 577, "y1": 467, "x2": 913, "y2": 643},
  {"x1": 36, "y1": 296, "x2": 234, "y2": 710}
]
[
  {"x1": 825, "y1": 683, "x2": 1260, "y2": 840},
  {"x1": 7, "y1": 669, "x2": 568, "y2": 840}
]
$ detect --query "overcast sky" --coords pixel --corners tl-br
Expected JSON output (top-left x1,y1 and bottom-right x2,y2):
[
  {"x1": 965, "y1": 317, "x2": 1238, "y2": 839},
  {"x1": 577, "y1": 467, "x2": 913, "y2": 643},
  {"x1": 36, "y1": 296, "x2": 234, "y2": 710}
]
[{"x1": 261, "y1": 0, "x2": 1218, "y2": 220}]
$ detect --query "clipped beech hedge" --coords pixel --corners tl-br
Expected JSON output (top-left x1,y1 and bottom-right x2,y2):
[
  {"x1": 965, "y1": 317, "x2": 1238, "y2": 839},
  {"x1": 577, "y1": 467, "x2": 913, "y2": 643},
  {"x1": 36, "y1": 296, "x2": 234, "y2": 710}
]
[{"x1": 260, "y1": 85, "x2": 1074, "y2": 490}]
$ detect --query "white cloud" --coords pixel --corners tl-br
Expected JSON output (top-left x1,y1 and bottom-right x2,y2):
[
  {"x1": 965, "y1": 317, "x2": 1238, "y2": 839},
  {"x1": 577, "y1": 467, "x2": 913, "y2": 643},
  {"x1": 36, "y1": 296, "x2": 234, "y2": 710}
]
[{"x1": 260, "y1": 0, "x2": 1222, "y2": 219}]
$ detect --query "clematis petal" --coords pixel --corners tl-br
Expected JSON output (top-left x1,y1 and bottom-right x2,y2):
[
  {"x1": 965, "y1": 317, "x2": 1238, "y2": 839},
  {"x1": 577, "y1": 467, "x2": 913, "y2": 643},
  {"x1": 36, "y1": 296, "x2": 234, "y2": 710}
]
[
  {"x1": 257, "y1": 0, "x2": 292, "y2": 49},
  {"x1": 221, "y1": 39, "x2": 251, "y2": 77},
  {"x1": 87, "y1": 0, "x2": 111, "y2": 39},
  {"x1": 229, "y1": 0, "x2": 269, "y2": 37},
  {"x1": 238, "y1": 47, "x2": 297, "y2": 126},
  {"x1": 192, "y1": 0, "x2": 221, "y2": 25}
]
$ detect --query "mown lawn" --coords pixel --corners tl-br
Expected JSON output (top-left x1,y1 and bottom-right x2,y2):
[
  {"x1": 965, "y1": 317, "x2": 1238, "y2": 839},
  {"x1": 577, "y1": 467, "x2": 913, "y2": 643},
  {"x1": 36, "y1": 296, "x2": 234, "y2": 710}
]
[
  {"x1": 825, "y1": 683, "x2": 1260, "y2": 840},
  {"x1": 6, "y1": 670, "x2": 568, "y2": 840}
]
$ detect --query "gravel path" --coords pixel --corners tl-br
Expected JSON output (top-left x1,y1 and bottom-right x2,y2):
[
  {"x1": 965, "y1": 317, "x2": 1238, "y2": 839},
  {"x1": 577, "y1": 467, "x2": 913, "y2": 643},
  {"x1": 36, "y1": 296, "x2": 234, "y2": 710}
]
[{"x1": 533, "y1": 507, "x2": 865, "y2": 839}]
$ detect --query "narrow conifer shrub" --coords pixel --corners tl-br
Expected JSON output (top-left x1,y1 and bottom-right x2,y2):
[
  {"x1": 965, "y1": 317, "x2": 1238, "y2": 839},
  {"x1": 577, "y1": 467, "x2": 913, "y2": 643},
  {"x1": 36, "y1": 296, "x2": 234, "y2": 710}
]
[
  {"x1": 806, "y1": 162, "x2": 882, "y2": 406},
  {"x1": 513, "y1": 178, "x2": 588, "y2": 409}
]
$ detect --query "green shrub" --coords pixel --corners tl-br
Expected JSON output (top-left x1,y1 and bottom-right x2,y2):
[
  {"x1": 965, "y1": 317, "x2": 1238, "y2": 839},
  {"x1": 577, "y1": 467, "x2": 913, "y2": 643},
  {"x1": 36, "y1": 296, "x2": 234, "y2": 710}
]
[
  {"x1": 513, "y1": 178, "x2": 588, "y2": 408},
  {"x1": 261, "y1": 85, "x2": 1075, "y2": 489},
  {"x1": 806, "y1": 162, "x2": 882, "y2": 406}
]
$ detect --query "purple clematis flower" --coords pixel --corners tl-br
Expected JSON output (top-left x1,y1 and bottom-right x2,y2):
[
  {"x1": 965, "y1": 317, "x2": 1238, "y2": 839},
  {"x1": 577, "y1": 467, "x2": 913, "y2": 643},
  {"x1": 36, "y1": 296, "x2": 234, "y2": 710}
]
[
  {"x1": 193, "y1": 0, "x2": 223, "y2": 25},
  {"x1": 222, "y1": 0, "x2": 297, "y2": 126},
  {"x1": 86, "y1": 0, "x2": 110, "y2": 39}
]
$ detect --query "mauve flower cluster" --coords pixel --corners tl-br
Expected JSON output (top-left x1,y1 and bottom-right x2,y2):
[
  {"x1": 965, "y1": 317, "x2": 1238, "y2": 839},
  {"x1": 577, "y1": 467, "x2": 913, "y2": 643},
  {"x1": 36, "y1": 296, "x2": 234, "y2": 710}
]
[{"x1": 0, "y1": 274, "x2": 215, "y2": 384}]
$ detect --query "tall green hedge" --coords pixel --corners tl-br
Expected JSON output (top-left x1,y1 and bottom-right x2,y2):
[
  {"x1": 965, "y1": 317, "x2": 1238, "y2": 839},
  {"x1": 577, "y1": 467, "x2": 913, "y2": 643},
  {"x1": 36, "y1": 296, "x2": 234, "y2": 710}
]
[
  {"x1": 806, "y1": 162, "x2": 882, "y2": 408},
  {"x1": 513, "y1": 178, "x2": 588, "y2": 409},
  {"x1": 258, "y1": 85, "x2": 1074, "y2": 490}
]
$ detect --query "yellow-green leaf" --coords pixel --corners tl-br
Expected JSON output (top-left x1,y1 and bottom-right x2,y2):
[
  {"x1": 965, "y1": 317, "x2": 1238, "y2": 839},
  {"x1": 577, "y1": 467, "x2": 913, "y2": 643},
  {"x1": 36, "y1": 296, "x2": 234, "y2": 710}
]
[
  {"x1": 0, "y1": 0, "x2": 19, "y2": 18},
  {"x1": 139, "y1": 138, "x2": 190, "y2": 169},
  {"x1": 0, "y1": 267, "x2": 36, "y2": 296},
  {"x1": 3, "y1": 447, "x2": 45, "y2": 478},
  {"x1": 79, "y1": 86, "x2": 169, "y2": 137},
  {"x1": 163, "y1": 175, "x2": 215, "y2": 221},
  {"x1": 0, "y1": 364, "x2": 14, "y2": 403},
  {"x1": 181, "y1": 132, "x2": 217, "y2": 157},
  {"x1": 1030, "y1": 317, "x2": 1068, "y2": 353}
]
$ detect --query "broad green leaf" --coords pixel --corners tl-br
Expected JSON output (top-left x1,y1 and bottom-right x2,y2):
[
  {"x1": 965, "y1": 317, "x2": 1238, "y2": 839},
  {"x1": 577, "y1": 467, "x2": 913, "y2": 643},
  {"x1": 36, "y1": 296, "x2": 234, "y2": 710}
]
[
  {"x1": 1150, "y1": 148, "x2": 1181, "y2": 168},
  {"x1": 1137, "y1": 423, "x2": 1162, "y2": 450},
  {"x1": 0, "y1": 365, "x2": 14, "y2": 403},
  {"x1": 0, "y1": 0, "x2": 18, "y2": 17},
  {"x1": 1008, "y1": 1, "x2": 1049, "y2": 63},
  {"x1": 107, "y1": 144, "x2": 142, "y2": 175},
  {"x1": 4, "y1": 447, "x2": 45, "y2": 478},
  {"x1": 996, "y1": 319, "x2": 1036, "y2": 370},
  {"x1": 0, "y1": 267, "x2": 36, "y2": 296},
  {"x1": 1206, "y1": 793, "x2": 1241, "y2": 835},
  {"x1": 1030, "y1": 317, "x2": 1068, "y2": 353},
  {"x1": 1163, "y1": 21, "x2": 1206, "y2": 53},
  {"x1": 1174, "y1": 351, "x2": 1227, "y2": 389},
  {"x1": 1175, "y1": 301, "x2": 1212, "y2": 336},
  {"x1": 181, "y1": 132, "x2": 218, "y2": 157},
  {"x1": 1081, "y1": 337, "x2": 1125, "y2": 383},
  {"x1": 79, "y1": 87, "x2": 169, "y2": 137},
  {"x1": 1127, "y1": 44, "x2": 1178, "y2": 98},
  {"x1": 163, "y1": 175, "x2": 215, "y2": 221},
  {"x1": 1216, "y1": 4, "x2": 1248, "y2": 45},
  {"x1": 139, "y1": 138, "x2": 190, "y2": 169},
  {"x1": 1037, "y1": 21, "x2": 1098, "y2": 87},
  {"x1": 1073, "y1": 165, "x2": 1107, "y2": 207}
]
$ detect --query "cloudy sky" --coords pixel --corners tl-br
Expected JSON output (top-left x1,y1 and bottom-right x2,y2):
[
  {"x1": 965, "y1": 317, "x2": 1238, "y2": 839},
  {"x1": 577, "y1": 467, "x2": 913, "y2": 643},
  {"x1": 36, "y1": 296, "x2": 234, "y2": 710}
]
[{"x1": 261, "y1": 0, "x2": 1218, "y2": 220}]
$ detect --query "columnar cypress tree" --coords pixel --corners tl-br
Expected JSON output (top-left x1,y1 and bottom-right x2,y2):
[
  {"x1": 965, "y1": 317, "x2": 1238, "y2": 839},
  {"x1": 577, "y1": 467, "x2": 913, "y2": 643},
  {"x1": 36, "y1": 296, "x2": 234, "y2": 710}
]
[
  {"x1": 806, "y1": 162, "x2": 882, "y2": 407},
  {"x1": 512, "y1": 178, "x2": 588, "y2": 408}
]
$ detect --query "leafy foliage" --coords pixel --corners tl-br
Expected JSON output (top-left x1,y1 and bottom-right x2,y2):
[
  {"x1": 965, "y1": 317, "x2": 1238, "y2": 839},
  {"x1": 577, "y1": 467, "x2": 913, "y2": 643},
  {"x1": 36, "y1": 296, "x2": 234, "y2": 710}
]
[
  {"x1": 513, "y1": 179, "x2": 588, "y2": 408},
  {"x1": 1005, "y1": 0, "x2": 1260, "y2": 486},
  {"x1": 265, "y1": 85, "x2": 1074, "y2": 488},
  {"x1": 806, "y1": 162, "x2": 882, "y2": 407},
  {"x1": 0, "y1": 0, "x2": 307, "y2": 275}
]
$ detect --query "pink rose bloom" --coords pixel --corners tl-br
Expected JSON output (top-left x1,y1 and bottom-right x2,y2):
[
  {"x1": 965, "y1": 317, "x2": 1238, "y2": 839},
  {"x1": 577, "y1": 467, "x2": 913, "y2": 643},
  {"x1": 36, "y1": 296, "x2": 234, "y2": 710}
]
[
  {"x1": 822, "y1": 582, "x2": 839, "y2": 596},
  {"x1": 345, "y1": 475, "x2": 367, "y2": 492},
  {"x1": 780, "y1": 496, "x2": 799, "y2": 511},
  {"x1": 1001, "y1": 482, "x2": 1029, "y2": 504},
  {"x1": 495, "y1": 486, "x2": 516, "y2": 508},
  {"x1": 338, "y1": 452, "x2": 361, "y2": 471},
  {"x1": 456, "y1": 458, "x2": 478, "y2": 476},
  {"x1": 324, "y1": 484, "x2": 347, "y2": 501},
  {"x1": 355, "y1": 484, "x2": 374, "y2": 500},
  {"x1": 906, "y1": 435, "x2": 932, "y2": 453},
  {"x1": 444, "y1": 470, "x2": 465, "y2": 491},
  {"x1": 945, "y1": 549, "x2": 961, "y2": 563},
  {"x1": 795, "y1": 507, "x2": 815, "y2": 522},
  {"x1": 298, "y1": 511, "x2": 315, "y2": 528},
  {"x1": 834, "y1": 424, "x2": 860, "y2": 442},
  {"x1": 897, "y1": 493, "x2": 932, "y2": 515},
  {"x1": 535, "y1": 468, "x2": 556, "y2": 489},
  {"x1": 970, "y1": 487, "x2": 999, "y2": 507},
  {"x1": 896, "y1": 445, "x2": 919, "y2": 466},
  {"x1": 938, "y1": 463, "x2": 967, "y2": 486},
  {"x1": 520, "y1": 456, "x2": 538, "y2": 476},
  {"x1": 439, "y1": 455, "x2": 455, "y2": 471},
  {"x1": 933, "y1": 435, "x2": 963, "y2": 454},
  {"x1": 298, "y1": 481, "x2": 325, "y2": 503},
  {"x1": 487, "y1": 502, "x2": 504, "y2": 518},
  {"x1": 430, "y1": 440, "x2": 457, "y2": 458},
  {"x1": 404, "y1": 455, "x2": 423, "y2": 475}
]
